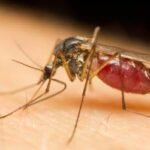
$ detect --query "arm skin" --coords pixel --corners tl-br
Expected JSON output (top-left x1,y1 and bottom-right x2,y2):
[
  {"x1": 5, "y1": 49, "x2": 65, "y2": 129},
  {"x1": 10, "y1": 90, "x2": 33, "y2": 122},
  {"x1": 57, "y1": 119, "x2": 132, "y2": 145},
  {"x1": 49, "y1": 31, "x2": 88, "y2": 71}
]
[{"x1": 0, "y1": 6, "x2": 150, "y2": 150}]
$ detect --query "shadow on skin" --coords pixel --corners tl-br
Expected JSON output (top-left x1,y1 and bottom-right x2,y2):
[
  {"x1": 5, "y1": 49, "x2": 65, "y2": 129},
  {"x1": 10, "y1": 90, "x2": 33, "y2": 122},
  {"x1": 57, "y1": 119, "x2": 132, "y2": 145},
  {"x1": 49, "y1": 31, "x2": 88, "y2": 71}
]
[
  {"x1": 0, "y1": 93, "x2": 149, "y2": 119},
  {"x1": 30, "y1": 94, "x2": 150, "y2": 115}
]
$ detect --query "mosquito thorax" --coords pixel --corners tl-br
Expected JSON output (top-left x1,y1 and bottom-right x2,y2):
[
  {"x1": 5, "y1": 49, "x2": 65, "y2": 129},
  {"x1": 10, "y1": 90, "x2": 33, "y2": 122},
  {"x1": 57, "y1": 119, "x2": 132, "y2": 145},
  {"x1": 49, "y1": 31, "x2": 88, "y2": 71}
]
[
  {"x1": 44, "y1": 64, "x2": 53, "y2": 80},
  {"x1": 54, "y1": 36, "x2": 89, "y2": 54}
]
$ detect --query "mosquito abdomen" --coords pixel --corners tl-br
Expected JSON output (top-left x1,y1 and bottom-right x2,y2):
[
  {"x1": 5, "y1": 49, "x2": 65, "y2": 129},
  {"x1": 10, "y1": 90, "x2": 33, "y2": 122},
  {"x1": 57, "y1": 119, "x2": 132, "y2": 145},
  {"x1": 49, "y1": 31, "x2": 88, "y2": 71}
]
[{"x1": 96, "y1": 56, "x2": 150, "y2": 94}]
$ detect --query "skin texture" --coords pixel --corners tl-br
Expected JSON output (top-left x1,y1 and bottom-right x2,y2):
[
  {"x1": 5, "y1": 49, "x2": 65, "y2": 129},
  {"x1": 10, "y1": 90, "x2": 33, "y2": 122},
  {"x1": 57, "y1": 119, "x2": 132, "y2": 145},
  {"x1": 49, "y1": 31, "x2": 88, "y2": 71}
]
[{"x1": 0, "y1": 5, "x2": 150, "y2": 150}]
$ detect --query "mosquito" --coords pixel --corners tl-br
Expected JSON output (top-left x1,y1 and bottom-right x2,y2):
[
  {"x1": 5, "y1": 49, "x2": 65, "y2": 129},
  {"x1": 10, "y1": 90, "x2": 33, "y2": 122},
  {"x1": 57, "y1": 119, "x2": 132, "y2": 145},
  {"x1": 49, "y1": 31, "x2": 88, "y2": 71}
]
[{"x1": 0, "y1": 27, "x2": 150, "y2": 142}]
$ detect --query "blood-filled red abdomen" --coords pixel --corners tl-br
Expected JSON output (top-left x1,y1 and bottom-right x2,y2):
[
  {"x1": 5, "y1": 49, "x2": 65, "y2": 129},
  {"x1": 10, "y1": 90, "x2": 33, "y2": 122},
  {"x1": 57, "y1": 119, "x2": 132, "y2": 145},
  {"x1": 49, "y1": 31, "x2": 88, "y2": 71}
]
[{"x1": 95, "y1": 56, "x2": 150, "y2": 94}]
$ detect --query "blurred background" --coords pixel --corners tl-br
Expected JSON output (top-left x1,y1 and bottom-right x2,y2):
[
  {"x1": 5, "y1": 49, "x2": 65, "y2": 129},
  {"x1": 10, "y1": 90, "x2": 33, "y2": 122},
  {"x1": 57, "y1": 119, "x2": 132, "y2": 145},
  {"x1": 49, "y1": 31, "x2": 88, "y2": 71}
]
[{"x1": 0, "y1": 0, "x2": 150, "y2": 44}]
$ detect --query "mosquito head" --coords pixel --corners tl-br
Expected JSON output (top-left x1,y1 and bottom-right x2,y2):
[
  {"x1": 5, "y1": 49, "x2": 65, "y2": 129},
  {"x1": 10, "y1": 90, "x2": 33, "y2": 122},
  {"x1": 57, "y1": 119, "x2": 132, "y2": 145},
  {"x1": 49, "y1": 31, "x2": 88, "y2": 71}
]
[
  {"x1": 54, "y1": 36, "x2": 89, "y2": 54},
  {"x1": 43, "y1": 64, "x2": 55, "y2": 80}
]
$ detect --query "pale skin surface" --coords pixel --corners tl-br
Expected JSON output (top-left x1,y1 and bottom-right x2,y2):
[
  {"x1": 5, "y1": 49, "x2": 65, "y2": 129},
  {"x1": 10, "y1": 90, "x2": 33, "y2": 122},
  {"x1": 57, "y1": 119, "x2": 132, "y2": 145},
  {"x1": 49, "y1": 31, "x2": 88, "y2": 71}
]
[{"x1": 0, "y1": 5, "x2": 150, "y2": 150}]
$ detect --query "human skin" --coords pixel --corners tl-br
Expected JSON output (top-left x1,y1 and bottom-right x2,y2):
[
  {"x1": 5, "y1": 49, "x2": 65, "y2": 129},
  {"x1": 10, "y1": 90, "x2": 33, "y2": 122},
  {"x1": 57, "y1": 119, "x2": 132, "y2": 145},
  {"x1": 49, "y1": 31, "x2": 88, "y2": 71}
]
[{"x1": 0, "y1": 6, "x2": 150, "y2": 150}]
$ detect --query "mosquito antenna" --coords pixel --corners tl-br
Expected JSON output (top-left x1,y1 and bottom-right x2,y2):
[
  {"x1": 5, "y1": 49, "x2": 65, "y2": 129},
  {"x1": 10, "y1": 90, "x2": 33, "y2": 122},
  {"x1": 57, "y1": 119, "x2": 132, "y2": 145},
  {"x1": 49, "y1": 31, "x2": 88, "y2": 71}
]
[
  {"x1": 12, "y1": 59, "x2": 43, "y2": 72},
  {"x1": 0, "y1": 79, "x2": 66, "y2": 119},
  {"x1": 14, "y1": 40, "x2": 43, "y2": 69},
  {"x1": 0, "y1": 80, "x2": 42, "y2": 95}
]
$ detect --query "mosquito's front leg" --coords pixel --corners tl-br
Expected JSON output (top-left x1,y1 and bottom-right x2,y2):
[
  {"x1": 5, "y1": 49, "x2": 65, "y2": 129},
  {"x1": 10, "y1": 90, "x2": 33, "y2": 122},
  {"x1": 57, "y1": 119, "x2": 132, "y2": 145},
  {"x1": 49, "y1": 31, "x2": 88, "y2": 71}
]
[
  {"x1": 78, "y1": 27, "x2": 100, "y2": 81},
  {"x1": 57, "y1": 50, "x2": 75, "y2": 81},
  {"x1": 68, "y1": 26, "x2": 100, "y2": 143},
  {"x1": 0, "y1": 85, "x2": 50, "y2": 119},
  {"x1": 23, "y1": 80, "x2": 46, "y2": 109},
  {"x1": 26, "y1": 49, "x2": 75, "y2": 107},
  {"x1": 23, "y1": 54, "x2": 58, "y2": 108},
  {"x1": 24, "y1": 79, "x2": 67, "y2": 108},
  {"x1": 26, "y1": 45, "x2": 76, "y2": 108},
  {"x1": 0, "y1": 78, "x2": 66, "y2": 119}
]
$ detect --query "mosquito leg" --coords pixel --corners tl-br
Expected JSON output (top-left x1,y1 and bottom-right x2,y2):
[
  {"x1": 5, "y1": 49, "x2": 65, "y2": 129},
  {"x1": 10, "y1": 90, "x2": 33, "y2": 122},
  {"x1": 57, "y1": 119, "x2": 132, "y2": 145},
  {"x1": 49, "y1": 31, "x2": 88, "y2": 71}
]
[
  {"x1": 89, "y1": 52, "x2": 126, "y2": 110},
  {"x1": 24, "y1": 89, "x2": 48, "y2": 109},
  {"x1": 45, "y1": 39, "x2": 75, "y2": 91},
  {"x1": 24, "y1": 79, "x2": 66, "y2": 107},
  {"x1": 67, "y1": 27, "x2": 100, "y2": 143},
  {"x1": 78, "y1": 27, "x2": 100, "y2": 81},
  {"x1": 30, "y1": 40, "x2": 62, "y2": 95},
  {"x1": 48, "y1": 49, "x2": 75, "y2": 83},
  {"x1": 45, "y1": 51, "x2": 59, "y2": 92},
  {"x1": 45, "y1": 49, "x2": 75, "y2": 97},
  {"x1": 89, "y1": 52, "x2": 119, "y2": 80},
  {"x1": 0, "y1": 90, "x2": 47, "y2": 119},
  {"x1": 58, "y1": 51, "x2": 75, "y2": 81},
  {"x1": 24, "y1": 53, "x2": 62, "y2": 108},
  {"x1": 0, "y1": 81, "x2": 48, "y2": 118},
  {"x1": 119, "y1": 53, "x2": 126, "y2": 110},
  {"x1": 0, "y1": 79, "x2": 66, "y2": 119},
  {"x1": 24, "y1": 66, "x2": 56, "y2": 108},
  {"x1": 23, "y1": 80, "x2": 46, "y2": 109},
  {"x1": 33, "y1": 48, "x2": 74, "y2": 108},
  {"x1": 68, "y1": 48, "x2": 97, "y2": 143}
]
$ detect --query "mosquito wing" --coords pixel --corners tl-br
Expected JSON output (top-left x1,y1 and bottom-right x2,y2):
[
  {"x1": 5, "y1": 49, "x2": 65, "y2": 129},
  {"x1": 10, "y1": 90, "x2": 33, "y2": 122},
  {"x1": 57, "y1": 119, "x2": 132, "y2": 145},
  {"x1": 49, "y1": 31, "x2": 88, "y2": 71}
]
[{"x1": 96, "y1": 43, "x2": 150, "y2": 64}]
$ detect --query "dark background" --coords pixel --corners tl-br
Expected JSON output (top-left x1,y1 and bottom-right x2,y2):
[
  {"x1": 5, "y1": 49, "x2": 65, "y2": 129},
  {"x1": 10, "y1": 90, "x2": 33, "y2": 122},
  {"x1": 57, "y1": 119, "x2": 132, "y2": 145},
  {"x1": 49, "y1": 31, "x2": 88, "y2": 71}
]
[{"x1": 1, "y1": 0, "x2": 150, "y2": 43}]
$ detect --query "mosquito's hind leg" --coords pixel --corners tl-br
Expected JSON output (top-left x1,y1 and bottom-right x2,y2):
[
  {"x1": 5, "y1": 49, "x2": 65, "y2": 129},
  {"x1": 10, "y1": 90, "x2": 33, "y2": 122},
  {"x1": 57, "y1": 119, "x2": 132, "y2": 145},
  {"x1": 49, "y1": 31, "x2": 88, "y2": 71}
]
[
  {"x1": 90, "y1": 52, "x2": 127, "y2": 111},
  {"x1": 119, "y1": 53, "x2": 126, "y2": 110}
]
